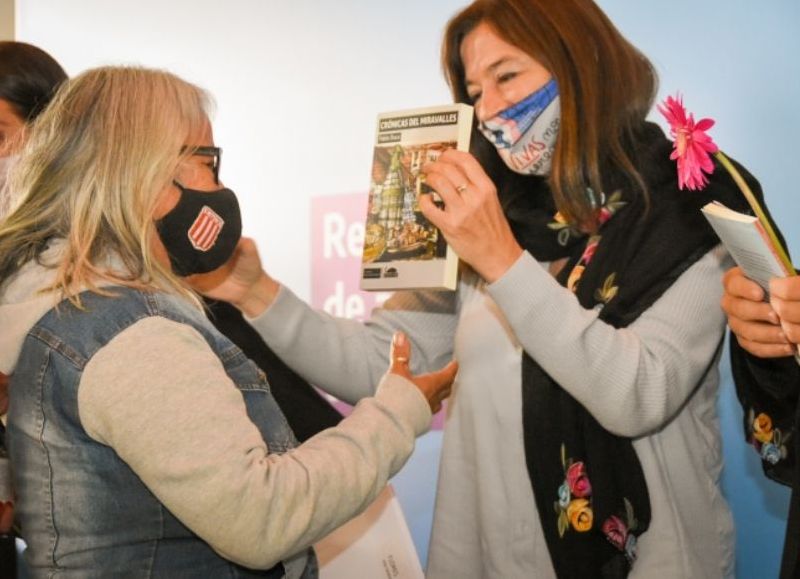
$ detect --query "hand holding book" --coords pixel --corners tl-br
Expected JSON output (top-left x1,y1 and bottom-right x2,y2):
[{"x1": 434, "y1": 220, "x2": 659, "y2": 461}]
[
  {"x1": 419, "y1": 149, "x2": 524, "y2": 284},
  {"x1": 722, "y1": 267, "x2": 800, "y2": 359}
]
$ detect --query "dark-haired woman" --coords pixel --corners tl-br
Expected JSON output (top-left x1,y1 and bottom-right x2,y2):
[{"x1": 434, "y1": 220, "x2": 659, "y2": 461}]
[
  {"x1": 211, "y1": 0, "x2": 767, "y2": 576},
  {"x1": 1, "y1": 41, "x2": 67, "y2": 217},
  {"x1": 0, "y1": 41, "x2": 67, "y2": 154}
]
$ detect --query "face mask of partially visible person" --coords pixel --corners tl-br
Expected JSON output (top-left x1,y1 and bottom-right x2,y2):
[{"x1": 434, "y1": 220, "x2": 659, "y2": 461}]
[
  {"x1": 0, "y1": 154, "x2": 19, "y2": 221},
  {"x1": 478, "y1": 78, "x2": 560, "y2": 176},
  {"x1": 155, "y1": 181, "x2": 243, "y2": 276}
]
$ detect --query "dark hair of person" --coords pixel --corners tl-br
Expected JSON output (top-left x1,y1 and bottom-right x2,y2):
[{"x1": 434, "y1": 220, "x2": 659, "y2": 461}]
[
  {"x1": 442, "y1": 0, "x2": 658, "y2": 230},
  {"x1": 0, "y1": 41, "x2": 67, "y2": 122}
]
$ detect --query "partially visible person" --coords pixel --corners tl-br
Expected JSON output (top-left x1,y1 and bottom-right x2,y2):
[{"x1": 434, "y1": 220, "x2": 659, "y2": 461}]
[
  {"x1": 0, "y1": 40, "x2": 66, "y2": 575},
  {"x1": 0, "y1": 66, "x2": 455, "y2": 577},
  {"x1": 0, "y1": 41, "x2": 67, "y2": 192},
  {"x1": 722, "y1": 267, "x2": 800, "y2": 579}
]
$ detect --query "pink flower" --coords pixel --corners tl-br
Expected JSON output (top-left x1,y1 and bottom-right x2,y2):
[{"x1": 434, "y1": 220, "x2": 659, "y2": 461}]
[
  {"x1": 657, "y1": 94, "x2": 719, "y2": 191},
  {"x1": 580, "y1": 239, "x2": 599, "y2": 265},
  {"x1": 602, "y1": 515, "x2": 629, "y2": 551},
  {"x1": 566, "y1": 461, "x2": 592, "y2": 498}
]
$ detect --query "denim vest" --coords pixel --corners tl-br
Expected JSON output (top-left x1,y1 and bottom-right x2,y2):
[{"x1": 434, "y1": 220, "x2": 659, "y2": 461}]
[{"x1": 7, "y1": 287, "x2": 317, "y2": 578}]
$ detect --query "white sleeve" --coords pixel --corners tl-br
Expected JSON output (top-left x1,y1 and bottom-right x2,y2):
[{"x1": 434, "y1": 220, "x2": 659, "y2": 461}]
[
  {"x1": 247, "y1": 285, "x2": 458, "y2": 404},
  {"x1": 78, "y1": 316, "x2": 431, "y2": 569},
  {"x1": 487, "y1": 246, "x2": 732, "y2": 437}
]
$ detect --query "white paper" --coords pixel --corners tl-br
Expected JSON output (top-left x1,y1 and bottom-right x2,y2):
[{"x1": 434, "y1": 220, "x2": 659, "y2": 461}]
[{"x1": 316, "y1": 485, "x2": 423, "y2": 579}]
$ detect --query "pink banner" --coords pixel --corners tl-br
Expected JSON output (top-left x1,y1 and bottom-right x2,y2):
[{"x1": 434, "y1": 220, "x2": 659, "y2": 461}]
[{"x1": 310, "y1": 192, "x2": 445, "y2": 429}]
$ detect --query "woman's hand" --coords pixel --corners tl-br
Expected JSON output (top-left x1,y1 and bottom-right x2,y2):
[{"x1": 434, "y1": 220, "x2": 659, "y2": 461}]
[
  {"x1": 186, "y1": 237, "x2": 280, "y2": 318},
  {"x1": 420, "y1": 149, "x2": 523, "y2": 283},
  {"x1": 770, "y1": 275, "x2": 800, "y2": 345},
  {"x1": 388, "y1": 332, "x2": 457, "y2": 414},
  {"x1": 721, "y1": 267, "x2": 795, "y2": 358}
]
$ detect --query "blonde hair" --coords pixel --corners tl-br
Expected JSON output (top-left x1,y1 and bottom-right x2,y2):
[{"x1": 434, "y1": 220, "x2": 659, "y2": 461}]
[{"x1": 0, "y1": 66, "x2": 211, "y2": 303}]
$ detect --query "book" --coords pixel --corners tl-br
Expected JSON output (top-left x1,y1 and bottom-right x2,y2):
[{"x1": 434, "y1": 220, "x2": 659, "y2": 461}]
[
  {"x1": 315, "y1": 485, "x2": 424, "y2": 579},
  {"x1": 360, "y1": 103, "x2": 473, "y2": 291},
  {"x1": 701, "y1": 201, "x2": 796, "y2": 294}
]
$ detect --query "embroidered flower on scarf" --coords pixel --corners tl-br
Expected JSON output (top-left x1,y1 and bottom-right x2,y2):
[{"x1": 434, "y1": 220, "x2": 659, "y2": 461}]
[
  {"x1": 554, "y1": 444, "x2": 594, "y2": 537},
  {"x1": 752, "y1": 412, "x2": 774, "y2": 443},
  {"x1": 562, "y1": 191, "x2": 627, "y2": 294},
  {"x1": 567, "y1": 498, "x2": 593, "y2": 532},
  {"x1": 602, "y1": 497, "x2": 640, "y2": 564},
  {"x1": 602, "y1": 515, "x2": 628, "y2": 551},
  {"x1": 566, "y1": 461, "x2": 593, "y2": 498},
  {"x1": 547, "y1": 211, "x2": 581, "y2": 247},
  {"x1": 595, "y1": 273, "x2": 619, "y2": 305},
  {"x1": 748, "y1": 409, "x2": 791, "y2": 466}
]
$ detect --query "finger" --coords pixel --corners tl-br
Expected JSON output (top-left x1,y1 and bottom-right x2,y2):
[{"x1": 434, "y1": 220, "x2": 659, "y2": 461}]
[
  {"x1": 736, "y1": 335, "x2": 796, "y2": 359},
  {"x1": 727, "y1": 315, "x2": 787, "y2": 346},
  {"x1": 771, "y1": 276, "x2": 800, "y2": 301},
  {"x1": 772, "y1": 295, "x2": 800, "y2": 325},
  {"x1": 779, "y1": 320, "x2": 800, "y2": 345},
  {"x1": 389, "y1": 331, "x2": 412, "y2": 378},
  {"x1": 723, "y1": 267, "x2": 764, "y2": 302},
  {"x1": 437, "y1": 149, "x2": 497, "y2": 193},
  {"x1": 418, "y1": 193, "x2": 449, "y2": 231},
  {"x1": 422, "y1": 167, "x2": 466, "y2": 213},
  {"x1": 721, "y1": 293, "x2": 779, "y2": 324},
  {"x1": 424, "y1": 159, "x2": 471, "y2": 197}
]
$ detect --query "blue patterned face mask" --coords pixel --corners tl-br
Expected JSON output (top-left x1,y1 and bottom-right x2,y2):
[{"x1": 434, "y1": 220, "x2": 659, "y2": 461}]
[{"x1": 478, "y1": 78, "x2": 560, "y2": 176}]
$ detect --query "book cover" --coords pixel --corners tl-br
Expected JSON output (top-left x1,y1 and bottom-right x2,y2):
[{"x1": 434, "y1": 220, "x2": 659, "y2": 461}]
[
  {"x1": 360, "y1": 103, "x2": 473, "y2": 291},
  {"x1": 701, "y1": 201, "x2": 796, "y2": 293}
]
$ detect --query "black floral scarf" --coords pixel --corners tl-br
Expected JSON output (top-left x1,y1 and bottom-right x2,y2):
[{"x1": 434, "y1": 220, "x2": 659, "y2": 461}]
[{"x1": 483, "y1": 122, "x2": 763, "y2": 577}]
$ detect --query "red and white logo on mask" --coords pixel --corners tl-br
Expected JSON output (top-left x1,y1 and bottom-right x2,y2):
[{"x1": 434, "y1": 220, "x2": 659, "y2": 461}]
[{"x1": 188, "y1": 205, "x2": 225, "y2": 251}]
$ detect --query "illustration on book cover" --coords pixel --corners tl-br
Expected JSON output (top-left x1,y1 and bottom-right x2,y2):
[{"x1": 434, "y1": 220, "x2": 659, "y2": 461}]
[
  {"x1": 362, "y1": 143, "x2": 451, "y2": 265},
  {"x1": 360, "y1": 104, "x2": 473, "y2": 291}
]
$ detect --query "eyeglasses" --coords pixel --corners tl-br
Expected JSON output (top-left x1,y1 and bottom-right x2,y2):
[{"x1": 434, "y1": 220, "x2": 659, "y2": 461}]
[{"x1": 181, "y1": 145, "x2": 222, "y2": 184}]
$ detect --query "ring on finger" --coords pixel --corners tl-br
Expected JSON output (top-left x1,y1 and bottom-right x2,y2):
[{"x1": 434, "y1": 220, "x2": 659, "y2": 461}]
[
  {"x1": 455, "y1": 183, "x2": 468, "y2": 194},
  {"x1": 395, "y1": 356, "x2": 408, "y2": 363}
]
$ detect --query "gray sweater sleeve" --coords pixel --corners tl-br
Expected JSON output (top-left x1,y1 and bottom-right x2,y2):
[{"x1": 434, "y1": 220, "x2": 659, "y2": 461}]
[
  {"x1": 77, "y1": 316, "x2": 431, "y2": 570},
  {"x1": 248, "y1": 286, "x2": 459, "y2": 404},
  {"x1": 252, "y1": 246, "x2": 729, "y2": 439},
  {"x1": 487, "y1": 247, "x2": 732, "y2": 437}
]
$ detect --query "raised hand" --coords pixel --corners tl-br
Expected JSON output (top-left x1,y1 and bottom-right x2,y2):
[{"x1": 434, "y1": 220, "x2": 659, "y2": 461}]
[{"x1": 419, "y1": 149, "x2": 523, "y2": 283}]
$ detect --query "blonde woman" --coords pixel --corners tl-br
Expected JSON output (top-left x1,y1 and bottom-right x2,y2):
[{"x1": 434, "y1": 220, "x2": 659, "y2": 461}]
[{"x1": 0, "y1": 66, "x2": 455, "y2": 578}]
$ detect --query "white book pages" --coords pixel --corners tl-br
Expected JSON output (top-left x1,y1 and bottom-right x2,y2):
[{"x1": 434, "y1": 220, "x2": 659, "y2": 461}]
[{"x1": 316, "y1": 485, "x2": 424, "y2": 579}]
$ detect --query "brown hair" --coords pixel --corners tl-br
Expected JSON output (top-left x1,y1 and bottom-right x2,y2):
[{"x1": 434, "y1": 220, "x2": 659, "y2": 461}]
[{"x1": 442, "y1": 0, "x2": 658, "y2": 229}]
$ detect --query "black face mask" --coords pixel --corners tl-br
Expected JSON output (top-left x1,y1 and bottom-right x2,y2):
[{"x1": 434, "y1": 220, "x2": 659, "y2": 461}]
[{"x1": 155, "y1": 182, "x2": 242, "y2": 276}]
